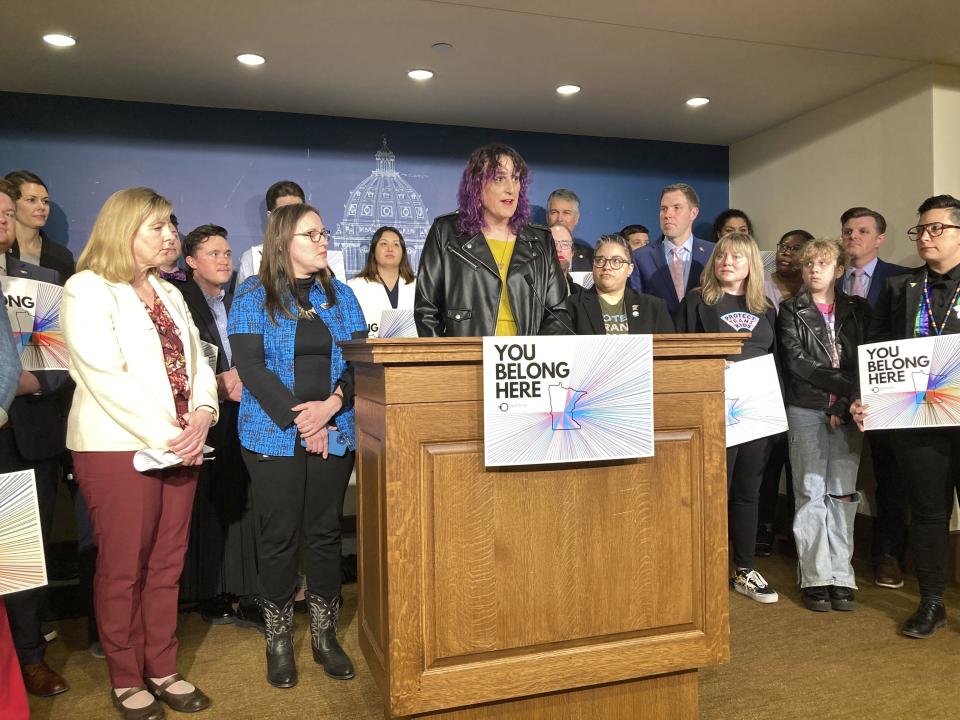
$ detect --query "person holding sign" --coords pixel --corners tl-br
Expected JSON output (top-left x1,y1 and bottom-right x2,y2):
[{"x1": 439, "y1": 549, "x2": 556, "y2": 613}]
[
  {"x1": 63, "y1": 188, "x2": 218, "y2": 718},
  {"x1": 347, "y1": 226, "x2": 417, "y2": 337},
  {"x1": 676, "y1": 232, "x2": 779, "y2": 604},
  {"x1": 415, "y1": 143, "x2": 570, "y2": 337},
  {"x1": 853, "y1": 194, "x2": 960, "y2": 638},
  {"x1": 566, "y1": 234, "x2": 673, "y2": 334},
  {"x1": 777, "y1": 238, "x2": 870, "y2": 612}
]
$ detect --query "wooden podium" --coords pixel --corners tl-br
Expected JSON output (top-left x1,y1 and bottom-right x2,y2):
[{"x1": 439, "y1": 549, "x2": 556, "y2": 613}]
[{"x1": 341, "y1": 335, "x2": 741, "y2": 719}]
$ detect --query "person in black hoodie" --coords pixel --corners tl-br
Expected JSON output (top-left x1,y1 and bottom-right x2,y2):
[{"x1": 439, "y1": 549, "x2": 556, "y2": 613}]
[
  {"x1": 566, "y1": 235, "x2": 673, "y2": 334},
  {"x1": 676, "y1": 231, "x2": 779, "y2": 604},
  {"x1": 778, "y1": 238, "x2": 870, "y2": 613}
]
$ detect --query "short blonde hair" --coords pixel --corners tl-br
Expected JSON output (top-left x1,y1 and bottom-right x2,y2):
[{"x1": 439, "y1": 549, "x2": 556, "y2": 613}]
[
  {"x1": 798, "y1": 237, "x2": 848, "y2": 274},
  {"x1": 76, "y1": 188, "x2": 173, "y2": 283},
  {"x1": 700, "y1": 232, "x2": 769, "y2": 315}
]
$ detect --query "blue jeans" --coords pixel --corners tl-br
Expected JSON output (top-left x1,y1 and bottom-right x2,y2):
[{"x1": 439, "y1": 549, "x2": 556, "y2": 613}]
[{"x1": 787, "y1": 406, "x2": 863, "y2": 588}]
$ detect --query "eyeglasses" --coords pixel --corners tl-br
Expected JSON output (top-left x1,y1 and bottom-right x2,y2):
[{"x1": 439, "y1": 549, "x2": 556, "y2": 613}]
[
  {"x1": 294, "y1": 229, "x2": 332, "y2": 243},
  {"x1": 554, "y1": 240, "x2": 573, "y2": 250},
  {"x1": 776, "y1": 243, "x2": 804, "y2": 254},
  {"x1": 907, "y1": 222, "x2": 960, "y2": 240},
  {"x1": 593, "y1": 256, "x2": 629, "y2": 269}
]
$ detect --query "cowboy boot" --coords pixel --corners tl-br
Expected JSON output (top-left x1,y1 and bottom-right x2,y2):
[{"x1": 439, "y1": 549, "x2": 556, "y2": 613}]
[
  {"x1": 305, "y1": 592, "x2": 355, "y2": 680},
  {"x1": 261, "y1": 596, "x2": 297, "y2": 688}
]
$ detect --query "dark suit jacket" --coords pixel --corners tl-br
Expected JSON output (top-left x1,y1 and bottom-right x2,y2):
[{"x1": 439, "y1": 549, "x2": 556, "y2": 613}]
[
  {"x1": 868, "y1": 265, "x2": 942, "y2": 343},
  {"x1": 566, "y1": 286, "x2": 674, "y2": 334},
  {"x1": 836, "y1": 258, "x2": 911, "y2": 309},
  {"x1": 2, "y1": 256, "x2": 71, "y2": 461},
  {"x1": 10, "y1": 231, "x2": 76, "y2": 284},
  {"x1": 178, "y1": 277, "x2": 233, "y2": 375},
  {"x1": 628, "y1": 236, "x2": 715, "y2": 314},
  {"x1": 569, "y1": 241, "x2": 594, "y2": 271}
]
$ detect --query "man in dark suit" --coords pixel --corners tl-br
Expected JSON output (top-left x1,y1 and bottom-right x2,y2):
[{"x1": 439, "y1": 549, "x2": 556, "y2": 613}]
[
  {"x1": 629, "y1": 183, "x2": 715, "y2": 315},
  {"x1": 853, "y1": 194, "x2": 960, "y2": 638},
  {"x1": 547, "y1": 188, "x2": 594, "y2": 271},
  {"x1": 838, "y1": 206, "x2": 912, "y2": 590},
  {"x1": 0, "y1": 181, "x2": 71, "y2": 697},
  {"x1": 178, "y1": 224, "x2": 263, "y2": 632}
]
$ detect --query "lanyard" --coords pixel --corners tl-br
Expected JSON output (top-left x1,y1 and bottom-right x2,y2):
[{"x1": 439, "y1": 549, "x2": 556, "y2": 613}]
[{"x1": 915, "y1": 271, "x2": 960, "y2": 337}]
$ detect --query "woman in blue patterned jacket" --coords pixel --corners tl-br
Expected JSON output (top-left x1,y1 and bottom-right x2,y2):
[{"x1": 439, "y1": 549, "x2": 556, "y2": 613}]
[{"x1": 227, "y1": 203, "x2": 366, "y2": 689}]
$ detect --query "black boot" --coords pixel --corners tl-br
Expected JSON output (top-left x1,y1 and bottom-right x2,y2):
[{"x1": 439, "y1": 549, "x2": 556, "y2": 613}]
[
  {"x1": 902, "y1": 599, "x2": 946, "y2": 639},
  {"x1": 306, "y1": 592, "x2": 355, "y2": 680},
  {"x1": 261, "y1": 597, "x2": 298, "y2": 687}
]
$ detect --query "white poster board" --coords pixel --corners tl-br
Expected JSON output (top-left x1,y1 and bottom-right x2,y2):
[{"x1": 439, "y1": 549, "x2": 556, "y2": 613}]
[
  {"x1": 1, "y1": 275, "x2": 68, "y2": 370},
  {"x1": 0, "y1": 470, "x2": 48, "y2": 596},
  {"x1": 858, "y1": 335, "x2": 960, "y2": 430},
  {"x1": 482, "y1": 335, "x2": 653, "y2": 466},
  {"x1": 725, "y1": 354, "x2": 788, "y2": 447},
  {"x1": 378, "y1": 309, "x2": 418, "y2": 338}
]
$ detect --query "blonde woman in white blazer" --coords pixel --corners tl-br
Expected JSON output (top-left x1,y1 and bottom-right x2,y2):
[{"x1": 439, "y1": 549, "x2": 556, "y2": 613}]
[
  {"x1": 345, "y1": 226, "x2": 417, "y2": 337},
  {"x1": 62, "y1": 188, "x2": 217, "y2": 720}
]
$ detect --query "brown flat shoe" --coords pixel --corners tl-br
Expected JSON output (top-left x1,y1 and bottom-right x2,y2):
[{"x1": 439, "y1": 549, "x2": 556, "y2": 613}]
[
  {"x1": 110, "y1": 687, "x2": 165, "y2": 720},
  {"x1": 146, "y1": 673, "x2": 211, "y2": 713},
  {"x1": 21, "y1": 662, "x2": 69, "y2": 697}
]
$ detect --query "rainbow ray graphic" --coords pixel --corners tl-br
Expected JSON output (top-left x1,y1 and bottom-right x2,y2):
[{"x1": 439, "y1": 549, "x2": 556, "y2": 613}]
[
  {"x1": 484, "y1": 336, "x2": 653, "y2": 466},
  {"x1": 0, "y1": 470, "x2": 48, "y2": 596},
  {"x1": 2, "y1": 277, "x2": 68, "y2": 371},
  {"x1": 724, "y1": 355, "x2": 788, "y2": 447},
  {"x1": 866, "y1": 335, "x2": 960, "y2": 428}
]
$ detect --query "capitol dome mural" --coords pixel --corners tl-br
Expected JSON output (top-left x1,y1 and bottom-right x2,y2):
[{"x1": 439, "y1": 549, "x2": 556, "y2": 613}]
[{"x1": 333, "y1": 140, "x2": 432, "y2": 276}]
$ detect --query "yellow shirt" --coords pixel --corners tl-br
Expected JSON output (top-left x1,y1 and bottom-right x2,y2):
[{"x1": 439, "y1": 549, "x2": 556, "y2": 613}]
[{"x1": 485, "y1": 238, "x2": 517, "y2": 336}]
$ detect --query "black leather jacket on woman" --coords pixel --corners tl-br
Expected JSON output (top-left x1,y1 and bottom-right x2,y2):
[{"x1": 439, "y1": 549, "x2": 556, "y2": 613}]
[
  {"x1": 777, "y1": 288, "x2": 871, "y2": 417},
  {"x1": 414, "y1": 212, "x2": 571, "y2": 336}
]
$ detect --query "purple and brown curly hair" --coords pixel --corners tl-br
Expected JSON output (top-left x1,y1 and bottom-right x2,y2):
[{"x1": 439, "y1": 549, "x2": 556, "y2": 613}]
[{"x1": 456, "y1": 143, "x2": 531, "y2": 236}]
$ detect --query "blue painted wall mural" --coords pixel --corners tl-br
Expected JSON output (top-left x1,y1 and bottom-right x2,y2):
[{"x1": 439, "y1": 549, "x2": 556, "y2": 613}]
[{"x1": 0, "y1": 92, "x2": 728, "y2": 275}]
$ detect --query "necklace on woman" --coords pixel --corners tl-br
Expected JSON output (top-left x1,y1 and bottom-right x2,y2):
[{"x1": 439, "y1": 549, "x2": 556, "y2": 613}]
[
  {"x1": 915, "y1": 270, "x2": 960, "y2": 337},
  {"x1": 491, "y1": 238, "x2": 513, "y2": 270}
]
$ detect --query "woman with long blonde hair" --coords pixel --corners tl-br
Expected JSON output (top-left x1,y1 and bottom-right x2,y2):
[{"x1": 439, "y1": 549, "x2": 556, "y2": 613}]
[{"x1": 676, "y1": 232, "x2": 780, "y2": 605}]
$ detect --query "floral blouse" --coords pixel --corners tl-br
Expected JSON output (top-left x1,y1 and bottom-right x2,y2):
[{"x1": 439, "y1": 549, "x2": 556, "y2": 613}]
[{"x1": 144, "y1": 294, "x2": 191, "y2": 425}]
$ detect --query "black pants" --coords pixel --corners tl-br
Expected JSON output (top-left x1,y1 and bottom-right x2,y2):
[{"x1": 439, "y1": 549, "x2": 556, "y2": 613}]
[
  {"x1": 891, "y1": 428, "x2": 960, "y2": 600},
  {"x1": 869, "y1": 431, "x2": 908, "y2": 561},
  {"x1": 0, "y1": 429, "x2": 60, "y2": 665},
  {"x1": 758, "y1": 432, "x2": 791, "y2": 531},
  {"x1": 727, "y1": 436, "x2": 773, "y2": 570},
  {"x1": 242, "y1": 442, "x2": 354, "y2": 607}
]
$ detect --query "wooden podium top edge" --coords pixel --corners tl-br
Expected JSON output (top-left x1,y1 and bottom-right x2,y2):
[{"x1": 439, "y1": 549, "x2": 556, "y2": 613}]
[{"x1": 340, "y1": 333, "x2": 746, "y2": 365}]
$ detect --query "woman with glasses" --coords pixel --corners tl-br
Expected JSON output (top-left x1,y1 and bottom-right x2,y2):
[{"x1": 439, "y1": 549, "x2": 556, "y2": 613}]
[
  {"x1": 676, "y1": 232, "x2": 780, "y2": 605},
  {"x1": 764, "y1": 230, "x2": 813, "y2": 308},
  {"x1": 566, "y1": 235, "x2": 673, "y2": 334},
  {"x1": 228, "y1": 204, "x2": 367, "y2": 688},
  {"x1": 415, "y1": 142, "x2": 570, "y2": 336},
  {"x1": 347, "y1": 226, "x2": 417, "y2": 337},
  {"x1": 853, "y1": 195, "x2": 960, "y2": 638}
]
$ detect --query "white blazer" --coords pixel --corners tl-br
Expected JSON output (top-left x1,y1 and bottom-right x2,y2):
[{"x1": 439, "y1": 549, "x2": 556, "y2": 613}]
[
  {"x1": 346, "y1": 276, "x2": 417, "y2": 337},
  {"x1": 62, "y1": 270, "x2": 219, "y2": 452}
]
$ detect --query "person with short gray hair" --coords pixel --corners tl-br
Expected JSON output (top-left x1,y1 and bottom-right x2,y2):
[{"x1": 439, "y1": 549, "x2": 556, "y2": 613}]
[{"x1": 547, "y1": 188, "x2": 593, "y2": 270}]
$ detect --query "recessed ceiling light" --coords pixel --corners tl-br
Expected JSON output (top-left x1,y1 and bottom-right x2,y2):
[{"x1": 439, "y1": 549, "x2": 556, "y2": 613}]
[
  {"x1": 43, "y1": 34, "x2": 76, "y2": 48},
  {"x1": 556, "y1": 85, "x2": 581, "y2": 96},
  {"x1": 408, "y1": 69, "x2": 434, "y2": 81},
  {"x1": 431, "y1": 43, "x2": 453, "y2": 53},
  {"x1": 236, "y1": 53, "x2": 266, "y2": 66},
  {"x1": 686, "y1": 97, "x2": 710, "y2": 107}
]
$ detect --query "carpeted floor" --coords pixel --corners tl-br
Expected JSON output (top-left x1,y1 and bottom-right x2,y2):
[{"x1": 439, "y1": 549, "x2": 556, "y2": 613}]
[{"x1": 27, "y1": 554, "x2": 960, "y2": 719}]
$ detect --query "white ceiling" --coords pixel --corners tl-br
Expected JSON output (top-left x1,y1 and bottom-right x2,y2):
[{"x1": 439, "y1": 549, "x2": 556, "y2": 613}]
[{"x1": 3, "y1": 0, "x2": 959, "y2": 145}]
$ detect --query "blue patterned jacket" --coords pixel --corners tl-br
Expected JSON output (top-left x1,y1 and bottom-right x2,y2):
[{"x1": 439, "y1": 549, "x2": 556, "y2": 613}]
[{"x1": 227, "y1": 276, "x2": 367, "y2": 456}]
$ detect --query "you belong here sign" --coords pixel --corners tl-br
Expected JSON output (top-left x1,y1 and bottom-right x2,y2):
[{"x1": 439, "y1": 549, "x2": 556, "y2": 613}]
[
  {"x1": 858, "y1": 336, "x2": 960, "y2": 430},
  {"x1": 482, "y1": 335, "x2": 654, "y2": 467}
]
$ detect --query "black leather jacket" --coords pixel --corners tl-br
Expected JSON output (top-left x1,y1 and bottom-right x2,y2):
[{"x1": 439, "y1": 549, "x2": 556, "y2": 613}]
[
  {"x1": 415, "y1": 212, "x2": 571, "y2": 336},
  {"x1": 777, "y1": 288, "x2": 871, "y2": 417}
]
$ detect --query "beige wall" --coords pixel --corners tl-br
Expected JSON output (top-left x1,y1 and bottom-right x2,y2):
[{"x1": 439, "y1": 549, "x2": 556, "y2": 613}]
[
  {"x1": 730, "y1": 65, "x2": 939, "y2": 265},
  {"x1": 933, "y1": 65, "x2": 960, "y2": 195}
]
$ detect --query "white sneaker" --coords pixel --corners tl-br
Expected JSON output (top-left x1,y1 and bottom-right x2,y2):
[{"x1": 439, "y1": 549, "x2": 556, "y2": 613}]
[{"x1": 732, "y1": 568, "x2": 779, "y2": 604}]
